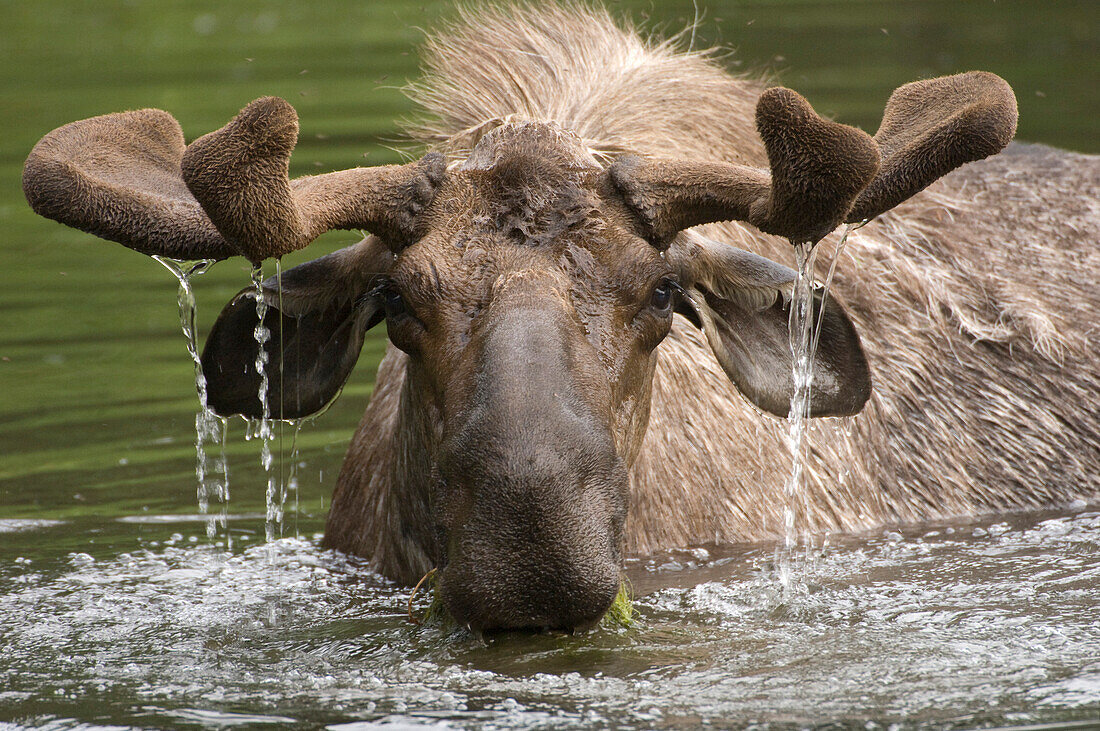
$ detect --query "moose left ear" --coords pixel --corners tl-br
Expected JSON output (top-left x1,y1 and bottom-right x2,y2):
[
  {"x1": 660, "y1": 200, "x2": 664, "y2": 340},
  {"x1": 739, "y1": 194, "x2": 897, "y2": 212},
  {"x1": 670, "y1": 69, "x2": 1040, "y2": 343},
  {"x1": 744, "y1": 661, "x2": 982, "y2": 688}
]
[
  {"x1": 670, "y1": 235, "x2": 871, "y2": 418},
  {"x1": 201, "y1": 237, "x2": 392, "y2": 419}
]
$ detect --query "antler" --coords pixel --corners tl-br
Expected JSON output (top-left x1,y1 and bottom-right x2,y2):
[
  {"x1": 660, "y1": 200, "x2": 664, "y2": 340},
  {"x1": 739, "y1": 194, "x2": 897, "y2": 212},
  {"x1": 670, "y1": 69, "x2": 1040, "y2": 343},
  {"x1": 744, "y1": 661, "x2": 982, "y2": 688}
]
[
  {"x1": 23, "y1": 97, "x2": 445, "y2": 264},
  {"x1": 846, "y1": 71, "x2": 1017, "y2": 222},
  {"x1": 611, "y1": 72, "x2": 1017, "y2": 246},
  {"x1": 182, "y1": 97, "x2": 445, "y2": 262},
  {"x1": 22, "y1": 109, "x2": 237, "y2": 261},
  {"x1": 610, "y1": 88, "x2": 879, "y2": 246}
]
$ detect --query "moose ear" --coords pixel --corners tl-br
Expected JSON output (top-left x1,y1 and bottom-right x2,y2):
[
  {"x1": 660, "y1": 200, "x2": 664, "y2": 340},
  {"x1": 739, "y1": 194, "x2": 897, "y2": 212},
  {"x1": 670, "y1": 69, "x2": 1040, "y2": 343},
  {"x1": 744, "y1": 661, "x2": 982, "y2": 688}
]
[
  {"x1": 671, "y1": 236, "x2": 870, "y2": 418},
  {"x1": 201, "y1": 237, "x2": 393, "y2": 419}
]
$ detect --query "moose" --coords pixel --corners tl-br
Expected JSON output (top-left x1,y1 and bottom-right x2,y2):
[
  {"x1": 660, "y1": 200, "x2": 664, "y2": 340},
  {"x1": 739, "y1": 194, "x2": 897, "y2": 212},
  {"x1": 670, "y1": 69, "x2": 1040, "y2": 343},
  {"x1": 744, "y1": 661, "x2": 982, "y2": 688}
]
[{"x1": 23, "y1": 5, "x2": 1098, "y2": 632}]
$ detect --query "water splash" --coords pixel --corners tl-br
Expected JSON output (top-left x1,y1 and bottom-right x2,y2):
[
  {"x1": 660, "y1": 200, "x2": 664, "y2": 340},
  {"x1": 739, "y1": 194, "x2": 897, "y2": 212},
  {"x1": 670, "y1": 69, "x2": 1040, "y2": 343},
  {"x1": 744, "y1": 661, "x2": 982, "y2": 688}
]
[
  {"x1": 153, "y1": 256, "x2": 230, "y2": 544},
  {"x1": 6, "y1": 510, "x2": 1098, "y2": 729}
]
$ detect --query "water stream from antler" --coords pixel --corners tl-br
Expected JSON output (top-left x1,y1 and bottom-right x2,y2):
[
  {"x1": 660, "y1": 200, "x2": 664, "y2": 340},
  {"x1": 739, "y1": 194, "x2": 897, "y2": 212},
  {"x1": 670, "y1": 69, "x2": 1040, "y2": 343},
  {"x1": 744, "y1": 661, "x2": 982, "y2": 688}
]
[
  {"x1": 153, "y1": 256, "x2": 230, "y2": 544},
  {"x1": 244, "y1": 262, "x2": 285, "y2": 548},
  {"x1": 779, "y1": 226, "x2": 855, "y2": 594},
  {"x1": 286, "y1": 419, "x2": 304, "y2": 539},
  {"x1": 271, "y1": 264, "x2": 305, "y2": 541}
]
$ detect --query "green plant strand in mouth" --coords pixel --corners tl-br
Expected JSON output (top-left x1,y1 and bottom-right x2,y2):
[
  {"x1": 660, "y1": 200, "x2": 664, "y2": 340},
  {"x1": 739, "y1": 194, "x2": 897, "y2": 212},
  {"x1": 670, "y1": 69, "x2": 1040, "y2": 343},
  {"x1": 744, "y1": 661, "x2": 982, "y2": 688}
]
[
  {"x1": 408, "y1": 572, "x2": 638, "y2": 631},
  {"x1": 602, "y1": 580, "x2": 637, "y2": 629}
]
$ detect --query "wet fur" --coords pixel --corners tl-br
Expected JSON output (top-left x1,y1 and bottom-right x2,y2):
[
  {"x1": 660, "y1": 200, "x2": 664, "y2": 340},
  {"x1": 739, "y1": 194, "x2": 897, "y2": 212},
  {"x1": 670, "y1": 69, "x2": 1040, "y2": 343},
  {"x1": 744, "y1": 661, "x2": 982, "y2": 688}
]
[{"x1": 326, "y1": 3, "x2": 1099, "y2": 576}]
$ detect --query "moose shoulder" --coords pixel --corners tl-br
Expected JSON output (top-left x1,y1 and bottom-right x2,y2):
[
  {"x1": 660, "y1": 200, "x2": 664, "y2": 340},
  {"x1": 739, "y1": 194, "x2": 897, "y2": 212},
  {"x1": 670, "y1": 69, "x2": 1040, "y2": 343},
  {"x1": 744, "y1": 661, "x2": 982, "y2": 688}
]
[{"x1": 24, "y1": 5, "x2": 1099, "y2": 632}]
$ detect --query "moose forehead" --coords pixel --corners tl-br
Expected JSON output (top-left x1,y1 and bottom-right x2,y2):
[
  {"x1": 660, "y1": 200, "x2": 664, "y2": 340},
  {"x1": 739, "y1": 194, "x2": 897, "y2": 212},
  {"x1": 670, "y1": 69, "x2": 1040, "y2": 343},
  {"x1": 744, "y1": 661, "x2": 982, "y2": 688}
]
[{"x1": 391, "y1": 122, "x2": 669, "y2": 312}]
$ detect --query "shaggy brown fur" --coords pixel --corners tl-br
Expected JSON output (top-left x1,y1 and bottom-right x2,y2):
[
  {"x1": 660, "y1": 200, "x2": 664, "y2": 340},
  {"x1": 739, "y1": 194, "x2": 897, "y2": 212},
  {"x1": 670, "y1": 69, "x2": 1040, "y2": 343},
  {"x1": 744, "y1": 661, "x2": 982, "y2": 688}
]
[{"x1": 327, "y1": 3, "x2": 1099, "y2": 568}]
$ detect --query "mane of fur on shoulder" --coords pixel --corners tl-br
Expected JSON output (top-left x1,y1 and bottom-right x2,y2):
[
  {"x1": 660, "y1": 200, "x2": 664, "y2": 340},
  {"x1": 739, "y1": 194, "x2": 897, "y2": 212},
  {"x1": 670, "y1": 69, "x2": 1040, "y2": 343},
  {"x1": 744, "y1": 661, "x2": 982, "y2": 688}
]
[{"x1": 403, "y1": 2, "x2": 765, "y2": 166}]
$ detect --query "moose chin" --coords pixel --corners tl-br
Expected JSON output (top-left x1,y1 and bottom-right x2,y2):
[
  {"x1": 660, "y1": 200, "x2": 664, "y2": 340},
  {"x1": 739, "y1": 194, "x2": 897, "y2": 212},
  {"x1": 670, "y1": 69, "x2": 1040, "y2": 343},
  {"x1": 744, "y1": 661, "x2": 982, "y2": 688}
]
[{"x1": 24, "y1": 5, "x2": 1098, "y2": 632}]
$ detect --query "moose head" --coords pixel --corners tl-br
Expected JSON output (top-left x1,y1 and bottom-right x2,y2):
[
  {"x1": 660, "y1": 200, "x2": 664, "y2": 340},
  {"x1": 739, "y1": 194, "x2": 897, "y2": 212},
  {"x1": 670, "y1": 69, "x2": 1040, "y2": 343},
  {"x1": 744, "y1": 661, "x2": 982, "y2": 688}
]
[{"x1": 24, "y1": 71, "x2": 1016, "y2": 631}]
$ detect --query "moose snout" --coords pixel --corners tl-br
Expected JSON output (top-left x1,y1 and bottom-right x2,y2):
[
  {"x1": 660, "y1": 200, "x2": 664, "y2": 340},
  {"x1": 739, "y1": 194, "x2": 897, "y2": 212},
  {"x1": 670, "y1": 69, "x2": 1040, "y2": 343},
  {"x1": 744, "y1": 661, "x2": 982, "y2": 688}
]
[
  {"x1": 426, "y1": 282, "x2": 628, "y2": 631},
  {"x1": 434, "y1": 409, "x2": 628, "y2": 632},
  {"x1": 437, "y1": 498, "x2": 623, "y2": 633},
  {"x1": 439, "y1": 548, "x2": 621, "y2": 633}
]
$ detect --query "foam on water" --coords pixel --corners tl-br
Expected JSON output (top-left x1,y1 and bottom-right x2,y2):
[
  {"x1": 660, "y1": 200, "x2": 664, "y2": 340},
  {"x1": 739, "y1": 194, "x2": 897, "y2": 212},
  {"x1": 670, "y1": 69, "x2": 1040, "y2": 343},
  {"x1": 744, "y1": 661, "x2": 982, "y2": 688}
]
[
  {"x1": 2, "y1": 509, "x2": 1097, "y2": 728},
  {"x1": 0, "y1": 519, "x2": 67, "y2": 534}
]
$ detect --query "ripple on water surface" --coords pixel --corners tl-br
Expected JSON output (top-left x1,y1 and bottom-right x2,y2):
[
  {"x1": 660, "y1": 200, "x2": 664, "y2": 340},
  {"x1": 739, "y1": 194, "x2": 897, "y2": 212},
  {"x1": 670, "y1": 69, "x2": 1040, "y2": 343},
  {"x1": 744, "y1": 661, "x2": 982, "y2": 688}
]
[
  {"x1": 1, "y1": 510, "x2": 1098, "y2": 729},
  {"x1": 0, "y1": 519, "x2": 67, "y2": 533}
]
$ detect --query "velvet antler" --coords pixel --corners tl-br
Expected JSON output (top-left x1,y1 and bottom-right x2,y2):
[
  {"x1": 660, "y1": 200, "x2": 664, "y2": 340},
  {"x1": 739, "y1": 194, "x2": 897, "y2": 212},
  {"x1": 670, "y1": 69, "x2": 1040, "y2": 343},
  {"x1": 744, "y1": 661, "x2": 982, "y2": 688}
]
[
  {"x1": 23, "y1": 97, "x2": 445, "y2": 264},
  {"x1": 846, "y1": 71, "x2": 1018, "y2": 222},
  {"x1": 182, "y1": 97, "x2": 445, "y2": 262},
  {"x1": 22, "y1": 109, "x2": 237, "y2": 261},
  {"x1": 612, "y1": 72, "x2": 1018, "y2": 246},
  {"x1": 610, "y1": 87, "x2": 880, "y2": 246}
]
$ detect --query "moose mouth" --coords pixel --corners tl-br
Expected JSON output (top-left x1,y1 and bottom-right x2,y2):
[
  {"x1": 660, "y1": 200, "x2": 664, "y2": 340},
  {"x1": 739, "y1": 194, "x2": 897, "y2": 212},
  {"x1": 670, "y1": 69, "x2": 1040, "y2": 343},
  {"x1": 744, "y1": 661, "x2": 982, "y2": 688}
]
[{"x1": 415, "y1": 565, "x2": 634, "y2": 635}]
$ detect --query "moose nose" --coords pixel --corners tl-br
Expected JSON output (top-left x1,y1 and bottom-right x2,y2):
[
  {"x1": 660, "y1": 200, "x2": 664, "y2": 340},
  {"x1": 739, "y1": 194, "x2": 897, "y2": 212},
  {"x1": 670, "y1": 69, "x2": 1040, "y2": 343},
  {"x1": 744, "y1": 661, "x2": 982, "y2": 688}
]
[
  {"x1": 435, "y1": 427, "x2": 625, "y2": 631},
  {"x1": 438, "y1": 543, "x2": 621, "y2": 632},
  {"x1": 435, "y1": 392, "x2": 627, "y2": 631}
]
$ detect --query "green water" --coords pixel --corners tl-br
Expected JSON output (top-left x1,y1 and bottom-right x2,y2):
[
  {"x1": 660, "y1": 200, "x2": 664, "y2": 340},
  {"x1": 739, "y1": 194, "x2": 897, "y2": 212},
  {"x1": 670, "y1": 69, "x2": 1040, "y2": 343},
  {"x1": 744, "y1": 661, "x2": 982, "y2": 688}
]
[{"x1": 1, "y1": 2, "x2": 1097, "y2": 729}]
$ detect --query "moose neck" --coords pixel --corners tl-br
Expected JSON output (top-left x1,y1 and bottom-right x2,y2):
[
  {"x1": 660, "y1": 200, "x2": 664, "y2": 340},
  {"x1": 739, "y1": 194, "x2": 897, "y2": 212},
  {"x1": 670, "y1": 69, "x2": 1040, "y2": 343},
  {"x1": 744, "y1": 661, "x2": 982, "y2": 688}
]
[{"x1": 383, "y1": 361, "x2": 445, "y2": 578}]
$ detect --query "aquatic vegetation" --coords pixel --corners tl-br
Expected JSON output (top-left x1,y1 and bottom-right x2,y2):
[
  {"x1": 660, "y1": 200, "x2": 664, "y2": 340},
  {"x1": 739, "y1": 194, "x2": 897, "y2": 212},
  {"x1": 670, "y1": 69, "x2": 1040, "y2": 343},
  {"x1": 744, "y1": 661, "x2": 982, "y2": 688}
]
[{"x1": 601, "y1": 580, "x2": 637, "y2": 629}]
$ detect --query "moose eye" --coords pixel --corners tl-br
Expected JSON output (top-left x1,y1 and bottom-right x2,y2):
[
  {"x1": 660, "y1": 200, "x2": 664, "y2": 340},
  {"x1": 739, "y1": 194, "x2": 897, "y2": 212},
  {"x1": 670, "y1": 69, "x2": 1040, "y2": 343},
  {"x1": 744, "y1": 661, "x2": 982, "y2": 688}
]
[
  {"x1": 370, "y1": 278, "x2": 410, "y2": 320},
  {"x1": 383, "y1": 287, "x2": 407, "y2": 319},
  {"x1": 651, "y1": 279, "x2": 678, "y2": 311}
]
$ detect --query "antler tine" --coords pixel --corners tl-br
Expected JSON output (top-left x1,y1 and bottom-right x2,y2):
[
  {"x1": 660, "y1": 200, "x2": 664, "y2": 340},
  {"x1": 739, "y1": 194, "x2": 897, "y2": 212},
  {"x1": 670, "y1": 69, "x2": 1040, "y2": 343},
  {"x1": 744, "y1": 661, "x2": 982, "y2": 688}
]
[
  {"x1": 610, "y1": 88, "x2": 880, "y2": 247},
  {"x1": 180, "y1": 97, "x2": 305, "y2": 264},
  {"x1": 847, "y1": 71, "x2": 1018, "y2": 223},
  {"x1": 22, "y1": 109, "x2": 238, "y2": 261},
  {"x1": 182, "y1": 97, "x2": 446, "y2": 264}
]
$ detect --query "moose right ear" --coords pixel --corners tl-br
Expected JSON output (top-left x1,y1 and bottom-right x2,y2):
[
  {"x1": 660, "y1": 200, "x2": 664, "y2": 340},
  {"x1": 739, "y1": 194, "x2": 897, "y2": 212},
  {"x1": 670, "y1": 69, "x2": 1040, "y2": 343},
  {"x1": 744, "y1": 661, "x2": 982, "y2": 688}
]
[
  {"x1": 669, "y1": 235, "x2": 871, "y2": 418},
  {"x1": 201, "y1": 236, "x2": 393, "y2": 419}
]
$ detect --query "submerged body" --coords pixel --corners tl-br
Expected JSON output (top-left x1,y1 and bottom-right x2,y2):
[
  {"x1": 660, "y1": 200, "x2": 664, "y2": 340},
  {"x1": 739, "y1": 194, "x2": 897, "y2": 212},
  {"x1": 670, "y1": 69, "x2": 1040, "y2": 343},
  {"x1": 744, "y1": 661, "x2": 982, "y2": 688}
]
[{"x1": 324, "y1": 7, "x2": 1100, "y2": 578}]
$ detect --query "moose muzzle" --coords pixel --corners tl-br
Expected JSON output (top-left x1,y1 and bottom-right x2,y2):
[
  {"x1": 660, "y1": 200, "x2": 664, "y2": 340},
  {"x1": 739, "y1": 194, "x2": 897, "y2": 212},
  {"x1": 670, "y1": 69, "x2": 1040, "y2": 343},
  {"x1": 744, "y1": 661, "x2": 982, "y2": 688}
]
[{"x1": 432, "y1": 275, "x2": 628, "y2": 631}]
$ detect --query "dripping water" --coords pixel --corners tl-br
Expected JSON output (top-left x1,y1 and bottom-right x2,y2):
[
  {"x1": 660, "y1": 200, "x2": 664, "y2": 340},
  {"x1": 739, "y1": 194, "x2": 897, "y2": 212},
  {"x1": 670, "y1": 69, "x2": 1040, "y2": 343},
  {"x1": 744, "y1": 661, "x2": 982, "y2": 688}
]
[
  {"x1": 286, "y1": 419, "x2": 304, "y2": 539},
  {"x1": 776, "y1": 242, "x2": 818, "y2": 595},
  {"x1": 245, "y1": 262, "x2": 283, "y2": 550},
  {"x1": 152, "y1": 256, "x2": 230, "y2": 545},
  {"x1": 778, "y1": 224, "x2": 857, "y2": 595},
  {"x1": 244, "y1": 261, "x2": 305, "y2": 551},
  {"x1": 272, "y1": 264, "x2": 305, "y2": 541}
]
